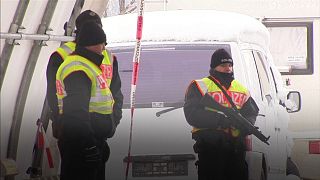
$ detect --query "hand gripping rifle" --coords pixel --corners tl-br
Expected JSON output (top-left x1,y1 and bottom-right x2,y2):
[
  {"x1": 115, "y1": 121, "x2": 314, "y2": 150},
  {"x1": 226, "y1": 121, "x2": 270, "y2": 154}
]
[{"x1": 200, "y1": 93, "x2": 270, "y2": 145}]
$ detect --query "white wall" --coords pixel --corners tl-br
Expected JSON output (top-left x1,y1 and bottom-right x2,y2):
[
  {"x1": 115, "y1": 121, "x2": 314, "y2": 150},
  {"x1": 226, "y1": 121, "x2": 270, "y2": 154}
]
[{"x1": 83, "y1": 0, "x2": 109, "y2": 16}]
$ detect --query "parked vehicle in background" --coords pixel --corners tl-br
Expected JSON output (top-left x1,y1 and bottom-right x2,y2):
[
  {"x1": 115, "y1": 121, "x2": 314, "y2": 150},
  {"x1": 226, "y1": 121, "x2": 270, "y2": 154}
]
[
  {"x1": 103, "y1": 10, "x2": 302, "y2": 180},
  {"x1": 263, "y1": 17, "x2": 320, "y2": 180}
]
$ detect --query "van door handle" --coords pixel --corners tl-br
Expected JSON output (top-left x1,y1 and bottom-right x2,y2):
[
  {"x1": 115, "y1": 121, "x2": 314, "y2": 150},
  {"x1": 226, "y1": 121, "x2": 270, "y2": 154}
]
[
  {"x1": 258, "y1": 114, "x2": 265, "y2": 117},
  {"x1": 265, "y1": 94, "x2": 272, "y2": 104}
]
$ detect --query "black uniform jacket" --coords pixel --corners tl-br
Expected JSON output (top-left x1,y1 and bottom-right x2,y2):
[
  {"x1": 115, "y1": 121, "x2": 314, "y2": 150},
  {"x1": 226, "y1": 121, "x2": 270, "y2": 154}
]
[{"x1": 46, "y1": 45, "x2": 123, "y2": 148}]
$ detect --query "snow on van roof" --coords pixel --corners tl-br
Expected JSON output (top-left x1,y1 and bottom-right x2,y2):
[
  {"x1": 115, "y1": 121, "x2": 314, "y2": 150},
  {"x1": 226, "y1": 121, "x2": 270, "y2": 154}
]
[{"x1": 102, "y1": 10, "x2": 270, "y2": 49}]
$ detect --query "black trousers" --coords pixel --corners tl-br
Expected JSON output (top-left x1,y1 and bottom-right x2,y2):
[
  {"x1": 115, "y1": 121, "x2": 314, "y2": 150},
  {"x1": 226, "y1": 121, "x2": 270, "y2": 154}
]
[
  {"x1": 58, "y1": 140, "x2": 110, "y2": 180},
  {"x1": 193, "y1": 131, "x2": 248, "y2": 180}
]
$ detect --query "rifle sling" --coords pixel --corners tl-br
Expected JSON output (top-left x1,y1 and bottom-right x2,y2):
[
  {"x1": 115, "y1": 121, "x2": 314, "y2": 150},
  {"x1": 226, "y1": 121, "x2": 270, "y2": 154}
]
[{"x1": 207, "y1": 76, "x2": 239, "y2": 112}]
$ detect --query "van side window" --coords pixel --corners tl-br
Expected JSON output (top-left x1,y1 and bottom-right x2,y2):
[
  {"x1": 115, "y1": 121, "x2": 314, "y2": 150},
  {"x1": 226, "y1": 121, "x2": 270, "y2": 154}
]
[
  {"x1": 241, "y1": 50, "x2": 263, "y2": 101},
  {"x1": 253, "y1": 51, "x2": 273, "y2": 103},
  {"x1": 269, "y1": 67, "x2": 278, "y2": 93}
]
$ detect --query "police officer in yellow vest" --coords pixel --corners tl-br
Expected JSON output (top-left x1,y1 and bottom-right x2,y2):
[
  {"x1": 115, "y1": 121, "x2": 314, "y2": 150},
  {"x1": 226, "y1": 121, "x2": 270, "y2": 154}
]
[
  {"x1": 183, "y1": 48, "x2": 259, "y2": 180},
  {"x1": 55, "y1": 21, "x2": 122, "y2": 180},
  {"x1": 46, "y1": 10, "x2": 123, "y2": 139}
]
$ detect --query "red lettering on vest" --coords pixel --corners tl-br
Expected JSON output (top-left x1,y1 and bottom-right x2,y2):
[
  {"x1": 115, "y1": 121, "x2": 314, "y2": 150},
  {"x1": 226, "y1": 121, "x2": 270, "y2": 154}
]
[
  {"x1": 100, "y1": 64, "x2": 113, "y2": 80},
  {"x1": 239, "y1": 93, "x2": 245, "y2": 106},
  {"x1": 97, "y1": 75, "x2": 107, "y2": 89},
  {"x1": 56, "y1": 80, "x2": 64, "y2": 95},
  {"x1": 232, "y1": 92, "x2": 239, "y2": 103},
  {"x1": 231, "y1": 91, "x2": 247, "y2": 106},
  {"x1": 208, "y1": 92, "x2": 224, "y2": 104},
  {"x1": 208, "y1": 91, "x2": 247, "y2": 107}
]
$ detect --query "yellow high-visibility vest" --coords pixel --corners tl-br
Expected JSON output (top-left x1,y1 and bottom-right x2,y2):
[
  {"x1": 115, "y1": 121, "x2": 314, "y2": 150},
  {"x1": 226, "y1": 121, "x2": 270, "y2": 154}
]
[
  {"x1": 56, "y1": 41, "x2": 114, "y2": 87},
  {"x1": 56, "y1": 55, "x2": 114, "y2": 115},
  {"x1": 192, "y1": 77, "x2": 250, "y2": 137}
]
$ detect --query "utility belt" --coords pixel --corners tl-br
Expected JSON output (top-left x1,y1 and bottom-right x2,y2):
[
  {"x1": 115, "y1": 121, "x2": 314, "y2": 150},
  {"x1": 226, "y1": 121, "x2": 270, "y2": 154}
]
[{"x1": 216, "y1": 126, "x2": 240, "y2": 138}]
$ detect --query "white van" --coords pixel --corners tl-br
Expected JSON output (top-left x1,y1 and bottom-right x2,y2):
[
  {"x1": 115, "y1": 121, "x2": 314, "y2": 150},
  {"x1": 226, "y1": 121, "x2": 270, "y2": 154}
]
[{"x1": 103, "y1": 10, "x2": 302, "y2": 180}]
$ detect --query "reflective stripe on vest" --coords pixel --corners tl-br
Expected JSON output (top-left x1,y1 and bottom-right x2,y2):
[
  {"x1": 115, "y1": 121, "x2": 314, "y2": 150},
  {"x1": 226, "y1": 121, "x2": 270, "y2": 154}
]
[
  {"x1": 56, "y1": 42, "x2": 114, "y2": 87},
  {"x1": 192, "y1": 77, "x2": 250, "y2": 137},
  {"x1": 56, "y1": 42, "x2": 76, "y2": 60},
  {"x1": 56, "y1": 55, "x2": 114, "y2": 115}
]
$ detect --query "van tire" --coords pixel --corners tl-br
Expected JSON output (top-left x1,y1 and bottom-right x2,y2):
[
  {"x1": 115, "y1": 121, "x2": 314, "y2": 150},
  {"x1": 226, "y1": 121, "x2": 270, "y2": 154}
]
[
  {"x1": 286, "y1": 157, "x2": 300, "y2": 177},
  {"x1": 260, "y1": 168, "x2": 266, "y2": 180}
]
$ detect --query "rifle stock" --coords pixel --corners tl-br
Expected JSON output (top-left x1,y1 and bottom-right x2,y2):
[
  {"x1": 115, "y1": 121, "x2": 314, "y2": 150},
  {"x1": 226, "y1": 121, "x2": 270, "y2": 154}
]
[{"x1": 200, "y1": 93, "x2": 270, "y2": 145}]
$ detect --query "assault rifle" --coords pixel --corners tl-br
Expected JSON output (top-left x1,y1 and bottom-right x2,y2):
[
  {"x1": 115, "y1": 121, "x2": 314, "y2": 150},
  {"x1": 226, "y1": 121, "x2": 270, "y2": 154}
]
[{"x1": 200, "y1": 93, "x2": 270, "y2": 145}]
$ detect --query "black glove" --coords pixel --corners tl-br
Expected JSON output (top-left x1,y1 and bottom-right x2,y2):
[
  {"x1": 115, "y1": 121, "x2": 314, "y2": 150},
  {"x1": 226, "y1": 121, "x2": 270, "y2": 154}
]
[
  {"x1": 106, "y1": 116, "x2": 116, "y2": 138},
  {"x1": 101, "y1": 141, "x2": 110, "y2": 162},
  {"x1": 82, "y1": 145, "x2": 102, "y2": 165}
]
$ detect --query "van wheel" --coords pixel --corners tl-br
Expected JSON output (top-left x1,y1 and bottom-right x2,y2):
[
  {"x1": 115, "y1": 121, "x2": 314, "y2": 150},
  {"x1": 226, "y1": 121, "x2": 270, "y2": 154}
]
[
  {"x1": 260, "y1": 168, "x2": 266, "y2": 180},
  {"x1": 286, "y1": 157, "x2": 300, "y2": 177}
]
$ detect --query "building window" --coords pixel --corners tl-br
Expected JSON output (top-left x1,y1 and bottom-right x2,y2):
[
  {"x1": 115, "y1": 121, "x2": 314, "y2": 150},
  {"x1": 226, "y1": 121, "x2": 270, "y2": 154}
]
[{"x1": 264, "y1": 21, "x2": 314, "y2": 75}]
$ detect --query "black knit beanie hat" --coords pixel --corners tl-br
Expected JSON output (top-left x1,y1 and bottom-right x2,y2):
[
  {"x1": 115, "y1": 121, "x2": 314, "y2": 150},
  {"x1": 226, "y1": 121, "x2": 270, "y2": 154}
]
[
  {"x1": 77, "y1": 21, "x2": 106, "y2": 47},
  {"x1": 75, "y1": 10, "x2": 102, "y2": 33},
  {"x1": 210, "y1": 49, "x2": 233, "y2": 69}
]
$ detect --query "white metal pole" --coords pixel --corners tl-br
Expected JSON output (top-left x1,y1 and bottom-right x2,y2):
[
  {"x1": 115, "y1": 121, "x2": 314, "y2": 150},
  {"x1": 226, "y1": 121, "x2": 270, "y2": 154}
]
[{"x1": 0, "y1": 32, "x2": 74, "y2": 42}]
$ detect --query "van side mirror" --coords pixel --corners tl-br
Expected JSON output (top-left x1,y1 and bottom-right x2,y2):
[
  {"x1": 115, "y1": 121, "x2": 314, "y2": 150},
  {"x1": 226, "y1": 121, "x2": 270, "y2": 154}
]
[{"x1": 285, "y1": 91, "x2": 301, "y2": 113}]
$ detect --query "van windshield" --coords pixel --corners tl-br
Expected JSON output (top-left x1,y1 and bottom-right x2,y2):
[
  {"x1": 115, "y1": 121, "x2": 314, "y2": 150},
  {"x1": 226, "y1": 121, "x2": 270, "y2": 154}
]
[{"x1": 110, "y1": 44, "x2": 231, "y2": 108}]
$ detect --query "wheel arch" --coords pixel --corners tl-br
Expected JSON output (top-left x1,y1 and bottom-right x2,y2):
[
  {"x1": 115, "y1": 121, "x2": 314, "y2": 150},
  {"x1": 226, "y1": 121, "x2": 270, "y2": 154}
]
[{"x1": 246, "y1": 151, "x2": 268, "y2": 180}]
